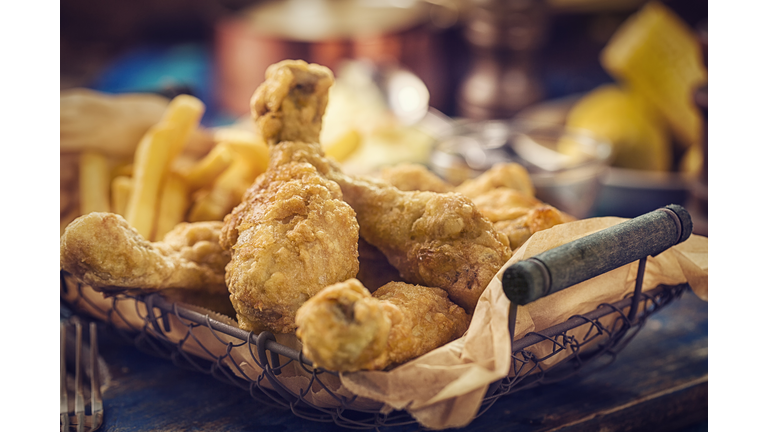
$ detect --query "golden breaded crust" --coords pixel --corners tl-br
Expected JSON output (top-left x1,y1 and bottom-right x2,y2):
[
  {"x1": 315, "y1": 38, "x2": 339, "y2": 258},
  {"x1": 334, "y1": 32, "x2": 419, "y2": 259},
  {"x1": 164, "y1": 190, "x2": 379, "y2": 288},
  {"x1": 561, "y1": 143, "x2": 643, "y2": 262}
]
[
  {"x1": 60, "y1": 212, "x2": 229, "y2": 295},
  {"x1": 222, "y1": 162, "x2": 359, "y2": 334}
]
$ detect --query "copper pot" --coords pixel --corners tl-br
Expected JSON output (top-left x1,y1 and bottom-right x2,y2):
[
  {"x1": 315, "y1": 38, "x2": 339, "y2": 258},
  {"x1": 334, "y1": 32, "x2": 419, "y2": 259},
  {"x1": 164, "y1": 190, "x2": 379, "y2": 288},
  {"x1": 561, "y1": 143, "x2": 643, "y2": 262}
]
[{"x1": 214, "y1": 0, "x2": 454, "y2": 118}]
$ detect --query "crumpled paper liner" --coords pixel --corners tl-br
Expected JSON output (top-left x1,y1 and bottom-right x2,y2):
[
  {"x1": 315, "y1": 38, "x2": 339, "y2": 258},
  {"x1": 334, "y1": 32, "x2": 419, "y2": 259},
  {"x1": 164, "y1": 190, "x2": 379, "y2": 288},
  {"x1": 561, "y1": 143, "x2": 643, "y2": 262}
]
[
  {"x1": 61, "y1": 216, "x2": 708, "y2": 430},
  {"x1": 340, "y1": 216, "x2": 707, "y2": 429}
]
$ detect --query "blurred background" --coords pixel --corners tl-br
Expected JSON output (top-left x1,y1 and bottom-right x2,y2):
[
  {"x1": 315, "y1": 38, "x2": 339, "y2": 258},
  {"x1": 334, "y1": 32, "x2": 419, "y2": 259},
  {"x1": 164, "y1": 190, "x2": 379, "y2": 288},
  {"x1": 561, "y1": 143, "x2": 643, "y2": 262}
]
[{"x1": 60, "y1": 0, "x2": 708, "y2": 230}]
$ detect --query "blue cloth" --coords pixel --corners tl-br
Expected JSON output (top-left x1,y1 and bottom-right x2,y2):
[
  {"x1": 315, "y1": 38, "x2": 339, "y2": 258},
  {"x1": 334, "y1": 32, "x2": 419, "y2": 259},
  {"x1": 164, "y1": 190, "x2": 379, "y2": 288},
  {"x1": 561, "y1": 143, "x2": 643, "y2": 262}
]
[{"x1": 89, "y1": 43, "x2": 233, "y2": 127}]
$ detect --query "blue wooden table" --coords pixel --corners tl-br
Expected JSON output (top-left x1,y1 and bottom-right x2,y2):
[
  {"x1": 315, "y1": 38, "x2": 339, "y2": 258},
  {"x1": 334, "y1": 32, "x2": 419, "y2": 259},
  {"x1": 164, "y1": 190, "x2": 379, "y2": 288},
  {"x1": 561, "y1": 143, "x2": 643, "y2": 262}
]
[{"x1": 79, "y1": 289, "x2": 707, "y2": 432}]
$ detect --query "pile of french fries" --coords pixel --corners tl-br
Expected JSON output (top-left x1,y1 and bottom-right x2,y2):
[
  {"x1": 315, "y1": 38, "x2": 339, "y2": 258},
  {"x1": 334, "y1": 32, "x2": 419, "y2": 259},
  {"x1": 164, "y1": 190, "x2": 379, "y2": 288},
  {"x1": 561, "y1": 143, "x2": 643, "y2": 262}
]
[
  {"x1": 61, "y1": 92, "x2": 270, "y2": 241},
  {"x1": 61, "y1": 89, "x2": 365, "y2": 240}
]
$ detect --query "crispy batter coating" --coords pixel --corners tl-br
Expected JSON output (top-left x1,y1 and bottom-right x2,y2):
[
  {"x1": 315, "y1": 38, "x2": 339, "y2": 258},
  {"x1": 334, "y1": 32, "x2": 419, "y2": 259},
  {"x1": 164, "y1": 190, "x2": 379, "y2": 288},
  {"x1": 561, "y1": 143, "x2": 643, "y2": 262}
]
[
  {"x1": 331, "y1": 174, "x2": 511, "y2": 313},
  {"x1": 469, "y1": 188, "x2": 543, "y2": 223},
  {"x1": 60, "y1": 212, "x2": 229, "y2": 295},
  {"x1": 454, "y1": 162, "x2": 536, "y2": 198},
  {"x1": 460, "y1": 165, "x2": 575, "y2": 250},
  {"x1": 295, "y1": 279, "x2": 470, "y2": 372},
  {"x1": 222, "y1": 59, "x2": 360, "y2": 334},
  {"x1": 250, "y1": 59, "x2": 334, "y2": 146},
  {"x1": 379, "y1": 163, "x2": 453, "y2": 193},
  {"x1": 295, "y1": 279, "x2": 394, "y2": 372},
  {"x1": 261, "y1": 140, "x2": 512, "y2": 313},
  {"x1": 494, "y1": 205, "x2": 575, "y2": 251},
  {"x1": 380, "y1": 161, "x2": 575, "y2": 251},
  {"x1": 375, "y1": 281, "x2": 470, "y2": 367},
  {"x1": 221, "y1": 162, "x2": 359, "y2": 334},
  {"x1": 231, "y1": 58, "x2": 509, "y2": 330}
]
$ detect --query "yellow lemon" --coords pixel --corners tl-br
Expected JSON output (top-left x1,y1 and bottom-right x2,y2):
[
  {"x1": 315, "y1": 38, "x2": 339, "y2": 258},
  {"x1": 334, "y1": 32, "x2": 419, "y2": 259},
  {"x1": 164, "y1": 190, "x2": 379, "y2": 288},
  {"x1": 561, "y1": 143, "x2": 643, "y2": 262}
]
[{"x1": 563, "y1": 84, "x2": 672, "y2": 172}]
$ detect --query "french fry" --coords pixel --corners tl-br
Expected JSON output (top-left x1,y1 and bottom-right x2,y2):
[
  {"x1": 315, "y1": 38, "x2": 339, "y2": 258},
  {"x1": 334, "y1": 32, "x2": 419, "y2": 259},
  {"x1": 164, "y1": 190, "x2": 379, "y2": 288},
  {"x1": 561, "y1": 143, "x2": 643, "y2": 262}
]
[
  {"x1": 187, "y1": 159, "x2": 253, "y2": 222},
  {"x1": 111, "y1": 162, "x2": 134, "y2": 179},
  {"x1": 185, "y1": 128, "x2": 272, "y2": 222},
  {"x1": 111, "y1": 176, "x2": 132, "y2": 217},
  {"x1": 79, "y1": 150, "x2": 111, "y2": 214},
  {"x1": 154, "y1": 173, "x2": 191, "y2": 240},
  {"x1": 214, "y1": 128, "x2": 269, "y2": 176},
  {"x1": 124, "y1": 95, "x2": 205, "y2": 238},
  {"x1": 160, "y1": 94, "x2": 207, "y2": 156},
  {"x1": 124, "y1": 126, "x2": 178, "y2": 238},
  {"x1": 180, "y1": 143, "x2": 233, "y2": 191}
]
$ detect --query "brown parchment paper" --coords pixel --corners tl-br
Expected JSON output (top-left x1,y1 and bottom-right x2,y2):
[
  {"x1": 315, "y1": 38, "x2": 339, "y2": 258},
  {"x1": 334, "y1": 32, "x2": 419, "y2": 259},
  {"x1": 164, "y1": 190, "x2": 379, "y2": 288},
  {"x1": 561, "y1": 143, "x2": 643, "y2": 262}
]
[
  {"x1": 339, "y1": 216, "x2": 708, "y2": 429},
  {"x1": 61, "y1": 216, "x2": 708, "y2": 430}
]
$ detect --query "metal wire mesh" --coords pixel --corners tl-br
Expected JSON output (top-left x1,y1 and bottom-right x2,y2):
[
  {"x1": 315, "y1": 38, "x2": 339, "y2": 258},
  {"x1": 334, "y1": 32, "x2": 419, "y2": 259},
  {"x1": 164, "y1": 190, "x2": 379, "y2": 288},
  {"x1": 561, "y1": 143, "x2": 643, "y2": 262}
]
[{"x1": 60, "y1": 265, "x2": 688, "y2": 430}]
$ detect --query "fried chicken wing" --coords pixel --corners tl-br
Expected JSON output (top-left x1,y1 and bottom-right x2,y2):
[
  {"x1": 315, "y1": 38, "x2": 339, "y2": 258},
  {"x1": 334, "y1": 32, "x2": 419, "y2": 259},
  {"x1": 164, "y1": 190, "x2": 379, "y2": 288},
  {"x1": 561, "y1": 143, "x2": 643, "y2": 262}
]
[
  {"x1": 295, "y1": 279, "x2": 470, "y2": 372},
  {"x1": 220, "y1": 60, "x2": 360, "y2": 334},
  {"x1": 60, "y1": 212, "x2": 229, "y2": 295}
]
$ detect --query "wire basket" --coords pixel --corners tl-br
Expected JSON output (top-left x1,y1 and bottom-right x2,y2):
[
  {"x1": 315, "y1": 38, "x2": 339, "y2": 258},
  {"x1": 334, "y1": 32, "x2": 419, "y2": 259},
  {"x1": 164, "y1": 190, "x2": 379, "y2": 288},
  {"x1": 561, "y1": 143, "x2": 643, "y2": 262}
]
[
  {"x1": 59, "y1": 205, "x2": 695, "y2": 430},
  {"x1": 60, "y1": 276, "x2": 688, "y2": 430}
]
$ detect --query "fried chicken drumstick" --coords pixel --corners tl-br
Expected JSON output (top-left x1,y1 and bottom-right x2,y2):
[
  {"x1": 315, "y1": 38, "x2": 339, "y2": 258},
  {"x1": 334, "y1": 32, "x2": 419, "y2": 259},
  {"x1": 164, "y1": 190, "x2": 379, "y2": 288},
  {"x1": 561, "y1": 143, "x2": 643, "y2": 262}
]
[
  {"x1": 220, "y1": 60, "x2": 359, "y2": 334},
  {"x1": 295, "y1": 279, "x2": 470, "y2": 372},
  {"x1": 330, "y1": 176, "x2": 511, "y2": 313},
  {"x1": 220, "y1": 161, "x2": 359, "y2": 334},
  {"x1": 245, "y1": 60, "x2": 512, "y2": 314},
  {"x1": 60, "y1": 212, "x2": 229, "y2": 295},
  {"x1": 265, "y1": 139, "x2": 512, "y2": 313}
]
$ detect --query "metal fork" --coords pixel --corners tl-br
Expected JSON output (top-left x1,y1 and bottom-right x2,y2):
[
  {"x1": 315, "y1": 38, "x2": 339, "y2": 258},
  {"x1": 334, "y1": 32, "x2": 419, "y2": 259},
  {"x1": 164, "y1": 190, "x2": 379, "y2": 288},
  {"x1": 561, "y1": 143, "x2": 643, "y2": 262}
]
[{"x1": 60, "y1": 320, "x2": 103, "y2": 432}]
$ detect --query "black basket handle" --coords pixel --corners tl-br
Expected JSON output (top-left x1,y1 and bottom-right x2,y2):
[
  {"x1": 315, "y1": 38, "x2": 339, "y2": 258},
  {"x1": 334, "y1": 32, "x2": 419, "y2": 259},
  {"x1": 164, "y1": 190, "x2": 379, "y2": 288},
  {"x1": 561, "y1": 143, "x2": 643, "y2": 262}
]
[{"x1": 502, "y1": 204, "x2": 693, "y2": 305}]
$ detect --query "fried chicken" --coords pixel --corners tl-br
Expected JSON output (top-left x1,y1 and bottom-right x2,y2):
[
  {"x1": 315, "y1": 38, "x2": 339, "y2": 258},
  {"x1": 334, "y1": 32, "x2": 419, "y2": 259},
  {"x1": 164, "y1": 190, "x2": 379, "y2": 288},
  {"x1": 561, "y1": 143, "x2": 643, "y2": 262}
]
[
  {"x1": 467, "y1": 187, "x2": 542, "y2": 223},
  {"x1": 250, "y1": 60, "x2": 334, "y2": 146},
  {"x1": 230, "y1": 59, "x2": 509, "y2": 321},
  {"x1": 380, "y1": 161, "x2": 575, "y2": 251},
  {"x1": 330, "y1": 174, "x2": 511, "y2": 313},
  {"x1": 264, "y1": 135, "x2": 512, "y2": 313},
  {"x1": 220, "y1": 162, "x2": 359, "y2": 334},
  {"x1": 295, "y1": 279, "x2": 470, "y2": 372},
  {"x1": 220, "y1": 60, "x2": 360, "y2": 334},
  {"x1": 494, "y1": 205, "x2": 576, "y2": 251},
  {"x1": 462, "y1": 180, "x2": 576, "y2": 250},
  {"x1": 379, "y1": 162, "x2": 453, "y2": 193},
  {"x1": 60, "y1": 212, "x2": 229, "y2": 295},
  {"x1": 454, "y1": 162, "x2": 536, "y2": 198}
]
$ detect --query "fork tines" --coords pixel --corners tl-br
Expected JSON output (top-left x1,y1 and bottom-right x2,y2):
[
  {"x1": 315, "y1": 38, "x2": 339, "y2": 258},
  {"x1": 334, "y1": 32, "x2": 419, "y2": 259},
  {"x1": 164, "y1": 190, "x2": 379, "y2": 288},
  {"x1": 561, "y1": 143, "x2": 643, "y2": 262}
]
[
  {"x1": 89, "y1": 322, "x2": 103, "y2": 429},
  {"x1": 60, "y1": 323, "x2": 69, "y2": 431},
  {"x1": 61, "y1": 320, "x2": 104, "y2": 432}
]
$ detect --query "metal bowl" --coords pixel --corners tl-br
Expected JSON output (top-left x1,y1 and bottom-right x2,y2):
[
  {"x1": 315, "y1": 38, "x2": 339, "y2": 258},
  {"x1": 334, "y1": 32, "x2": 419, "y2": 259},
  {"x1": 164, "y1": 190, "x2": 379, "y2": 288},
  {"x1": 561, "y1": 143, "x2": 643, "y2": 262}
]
[{"x1": 429, "y1": 120, "x2": 613, "y2": 218}]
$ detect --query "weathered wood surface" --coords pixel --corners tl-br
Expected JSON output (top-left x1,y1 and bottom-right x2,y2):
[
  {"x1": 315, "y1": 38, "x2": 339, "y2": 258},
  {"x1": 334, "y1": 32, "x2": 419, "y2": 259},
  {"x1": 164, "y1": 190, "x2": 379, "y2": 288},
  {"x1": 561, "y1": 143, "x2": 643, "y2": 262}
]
[{"x1": 92, "y1": 289, "x2": 707, "y2": 431}]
